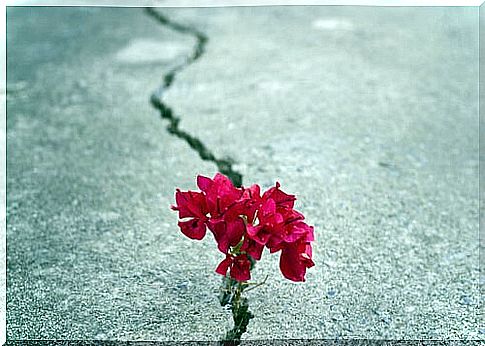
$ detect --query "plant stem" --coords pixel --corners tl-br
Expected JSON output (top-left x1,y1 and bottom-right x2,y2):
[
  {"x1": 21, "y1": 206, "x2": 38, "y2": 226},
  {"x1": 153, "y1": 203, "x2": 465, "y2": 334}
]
[
  {"x1": 221, "y1": 281, "x2": 253, "y2": 345},
  {"x1": 243, "y1": 275, "x2": 268, "y2": 292}
]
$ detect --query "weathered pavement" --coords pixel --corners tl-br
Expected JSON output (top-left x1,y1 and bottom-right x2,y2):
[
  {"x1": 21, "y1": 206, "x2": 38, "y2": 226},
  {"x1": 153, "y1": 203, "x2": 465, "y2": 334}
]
[{"x1": 7, "y1": 6, "x2": 481, "y2": 341}]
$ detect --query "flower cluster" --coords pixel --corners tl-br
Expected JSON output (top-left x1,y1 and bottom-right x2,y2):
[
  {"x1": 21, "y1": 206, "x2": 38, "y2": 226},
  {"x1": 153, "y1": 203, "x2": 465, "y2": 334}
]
[{"x1": 171, "y1": 173, "x2": 315, "y2": 282}]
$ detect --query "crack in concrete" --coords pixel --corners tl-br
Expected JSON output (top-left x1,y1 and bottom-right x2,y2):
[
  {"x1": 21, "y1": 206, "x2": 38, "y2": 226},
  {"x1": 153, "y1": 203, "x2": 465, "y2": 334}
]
[{"x1": 145, "y1": 8, "x2": 243, "y2": 187}]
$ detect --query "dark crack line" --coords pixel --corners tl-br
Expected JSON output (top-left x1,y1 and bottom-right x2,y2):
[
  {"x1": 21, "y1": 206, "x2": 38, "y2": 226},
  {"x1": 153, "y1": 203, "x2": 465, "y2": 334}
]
[{"x1": 145, "y1": 8, "x2": 243, "y2": 187}]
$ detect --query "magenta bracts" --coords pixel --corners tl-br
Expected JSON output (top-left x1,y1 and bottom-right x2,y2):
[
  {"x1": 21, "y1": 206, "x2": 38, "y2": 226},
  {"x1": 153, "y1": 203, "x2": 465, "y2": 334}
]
[{"x1": 172, "y1": 173, "x2": 315, "y2": 282}]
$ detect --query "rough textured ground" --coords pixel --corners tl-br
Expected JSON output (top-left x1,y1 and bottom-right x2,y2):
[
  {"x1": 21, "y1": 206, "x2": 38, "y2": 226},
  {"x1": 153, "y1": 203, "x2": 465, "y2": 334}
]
[{"x1": 6, "y1": 5, "x2": 481, "y2": 342}]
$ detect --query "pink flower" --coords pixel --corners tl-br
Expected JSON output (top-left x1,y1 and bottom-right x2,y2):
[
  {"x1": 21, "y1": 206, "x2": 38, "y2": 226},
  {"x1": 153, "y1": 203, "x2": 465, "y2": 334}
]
[
  {"x1": 246, "y1": 198, "x2": 282, "y2": 247},
  {"x1": 262, "y1": 182, "x2": 296, "y2": 209},
  {"x1": 197, "y1": 174, "x2": 261, "y2": 254},
  {"x1": 197, "y1": 173, "x2": 243, "y2": 218},
  {"x1": 240, "y1": 236, "x2": 264, "y2": 261},
  {"x1": 172, "y1": 174, "x2": 315, "y2": 283},
  {"x1": 215, "y1": 254, "x2": 251, "y2": 281},
  {"x1": 240, "y1": 183, "x2": 262, "y2": 223},
  {"x1": 246, "y1": 198, "x2": 314, "y2": 253},
  {"x1": 268, "y1": 208, "x2": 315, "y2": 252},
  {"x1": 208, "y1": 217, "x2": 246, "y2": 254},
  {"x1": 171, "y1": 189, "x2": 208, "y2": 240},
  {"x1": 279, "y1": 241, "x2": 315, "y2": 282}
]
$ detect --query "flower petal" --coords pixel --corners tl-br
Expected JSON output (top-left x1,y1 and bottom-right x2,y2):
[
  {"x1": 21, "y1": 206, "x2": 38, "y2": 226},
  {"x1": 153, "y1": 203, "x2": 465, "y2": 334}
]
[
  {"x1": 207, "y1": 218, "x2": 245, "y2": 253},
  {"x1": 279, "y1": 241, "x2": 314, "y2": 282},
  {"x1": 260, "y1": 198, "x2": 276, "y2": 218},
  {"x1": 230, "y1": 254, "x2": 251, "y2": 281},
  {"x1": 242, "y1": 184, "x2": 261, "y2": 200},
  {"x1": 246, "y1": 225, "x2": 271, "y2": 246},
  {"x1": 241, "y1": 237, "x2": 264, "y2": 260},
  {"x1": 262, "y1": 182, "x2": 296, "y2": 209},
  {"x1": 197, "y1": 175, "x2": 212, "y2": 191},
  {"x1": 203, "y1": 173, "x2": 244, "y2": 217},
  {"x1": 284, "y1": 221, "x2": 313, "y2": 243},
  {"x1": 178, "y1": 218, "x2": 207, "y2": 240},
  {"x1": 174, "y1": 189, "x2": 208, "y2": 219},
  {"x1": 226, "y1": 217, "x2": 246, "y2": 248},
  {"x1": 300, "y1": 243, "x2": 315, "y2": 268},
  {"x1": 208, "y1": 219, "x2": 230, "y2": 253},
  {"x1": 215, "y1": 255, "x2": 232, "y2": 276}
]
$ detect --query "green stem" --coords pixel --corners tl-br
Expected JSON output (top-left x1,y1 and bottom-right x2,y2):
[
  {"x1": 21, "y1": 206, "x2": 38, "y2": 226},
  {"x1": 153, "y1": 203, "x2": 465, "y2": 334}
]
[
  {"x1": 243, "y1": 275, "x2": 268, "y2": 292},
  {"x1": 222, "y1": 282, "x2": 253, "y2": 344}
]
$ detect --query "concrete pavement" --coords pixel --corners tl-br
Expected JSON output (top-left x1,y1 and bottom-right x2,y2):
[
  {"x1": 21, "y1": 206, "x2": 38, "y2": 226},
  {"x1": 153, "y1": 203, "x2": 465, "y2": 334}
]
[{"x1": 6, "y1": 5, "x2": 481, "y2": 341}]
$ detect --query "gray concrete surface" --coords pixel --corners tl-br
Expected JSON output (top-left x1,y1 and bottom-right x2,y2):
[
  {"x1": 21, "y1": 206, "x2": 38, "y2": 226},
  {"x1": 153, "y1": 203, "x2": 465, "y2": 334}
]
[
  {"x1": 6, "y1": 7, "x2": 220, "y2": 340},
  {"x1": 6, "y1": 5, "x2": 481, "y2": 341},
  {"x1": 162, "y1": 6, "x2": 481, "y2": 340},
  {"x1": 480, "y1": 5, "x2": 485, "y2": 336}
]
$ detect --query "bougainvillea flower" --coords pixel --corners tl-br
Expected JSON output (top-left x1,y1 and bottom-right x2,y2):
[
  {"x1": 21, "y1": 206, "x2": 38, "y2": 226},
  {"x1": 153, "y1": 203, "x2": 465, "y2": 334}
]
[
  {"x1": 197, "y1": 173, "x2": 243, "y2": 218},
  {"x1": 177, "y1": 218, "x2": 207, "y2": 240},
  {"x1": 215, "y1": 254, "x2": 232, "y2": 276},
  {"x1": 173, "y1": 173, "x2": 315, "y2": 282},
  {"x1": 240, "y1": 184, "x2": 262, "y2": 222},
  {"x1": 240, "y1": 236, "x2": 264, "y2": 261},
  {"x1": 215, "y1": 254, "x2": 251, "y2": 281},
  {"x1": 262, "y1": 182, "x2": 296, "y2": 209},
  {"x1": 172, "y1": 189, "x2": 208, "y2": 219},
  {"x1": 275, "y1": 208, "x2": 314, "y2": 246},
  {"x1": 247, "y1": 198, "x2": 314, "y2": 253},
  {"x1": 171, "y1": 189, "x2": 208, "y2": 240},
  {"x1": 286, "y1": 220, "x2": 314, "y2": 243},
  {"x1": 279, "y1": 241, "x2": 315, "y2": 282},
  {"x1": 208, "y1": 217, "x2": 246, "y2": 254},
  {"x1": 197, "y1": 174, "x2": 261, "y2": 253},
  {"x1": 246, "y1": 198, "x2": 282, "y2": 246}
]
